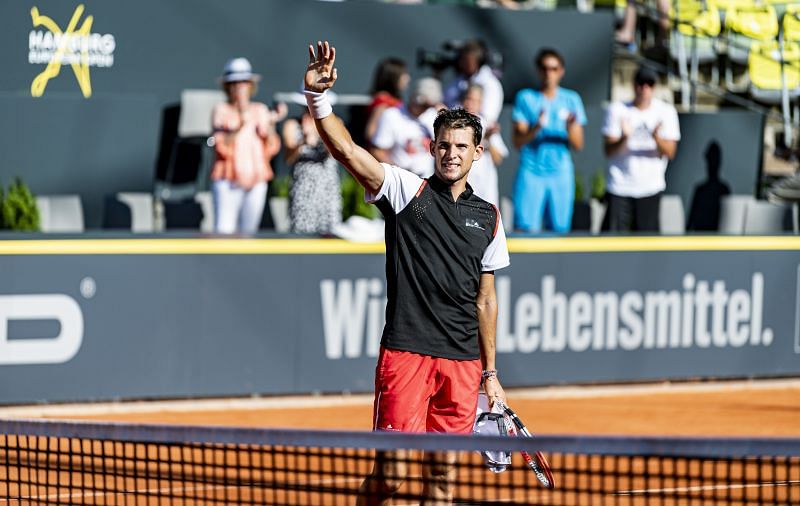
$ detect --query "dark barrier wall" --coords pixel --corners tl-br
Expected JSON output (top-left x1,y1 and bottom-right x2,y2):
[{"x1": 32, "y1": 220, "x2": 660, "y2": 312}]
[
  {"x1": 0, "y1": 0, "x2": 614, "y2": 228},
  {"x1": 0, "y1": 237, "x2": 798, "y2": 404},
  {"x1": 667, "y1": 111, "x2": 764, "y2": 207}
]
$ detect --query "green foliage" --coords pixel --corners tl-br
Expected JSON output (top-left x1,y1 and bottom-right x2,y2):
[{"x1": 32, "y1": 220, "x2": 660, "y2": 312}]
[
  {"x1": 341, "y1": 173, "x2": 378, "y2": 220},
  {"x1": 590, "y1": 169, "x2": 606, "y2": 200},
  {"x1": 0, "y1": 178, "x2": 40, "y2": 231},
  {"x1": 270, "y1": 174, "x2": 291, "y2": 199}
]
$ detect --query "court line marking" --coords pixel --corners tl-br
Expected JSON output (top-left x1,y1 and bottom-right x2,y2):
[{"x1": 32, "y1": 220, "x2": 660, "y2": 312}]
[
  {"x1": 0, "y1": 477, "x2": 366, "y2": 502},
  {"x1": 616, "y1": 480, "x2": 800, "y2": 495},
  {"x1": 1, "y1": 378, "x2": 798, "y2": 417}
]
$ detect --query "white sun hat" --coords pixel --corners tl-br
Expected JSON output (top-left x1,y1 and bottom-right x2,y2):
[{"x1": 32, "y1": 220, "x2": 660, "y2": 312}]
[{"x1": 220, "y1": 57, "x2": 261, "y2": 83}]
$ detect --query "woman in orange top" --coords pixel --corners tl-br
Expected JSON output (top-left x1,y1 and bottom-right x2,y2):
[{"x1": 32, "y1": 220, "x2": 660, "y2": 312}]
[{"x1": 211, "y1": 58, "x2": 284, "y2": 234}]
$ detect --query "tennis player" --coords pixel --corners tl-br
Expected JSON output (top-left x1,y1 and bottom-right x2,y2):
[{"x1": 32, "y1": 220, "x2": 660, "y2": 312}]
[{"x1": 304, "y1": 41, "x2": 510, "y2": 505}]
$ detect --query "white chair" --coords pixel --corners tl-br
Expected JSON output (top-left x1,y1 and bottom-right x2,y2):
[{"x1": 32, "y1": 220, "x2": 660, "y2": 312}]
[
  {"x1": 590, "y1": 198, "x2": 606, "y2": 235},
  {"x1": 719, "y1": 194, "x2": 756, "y2": 233},
  {"x1": 743, "y1": 200, "x2": 790, "y2": 233},
  {"x1": 116, "y1": 192, "x2": 154, "y2": 233},
  {"x1": 194, "y1": 191, "x2": 214, "y2": 233},
  {"x1": 659, "y1": 194, "x2": 686, "y2": 234},
  {"x1": 36, "y1": 195, "x2": 84, "y2": 233},
  {"x1": 178, "y1": 89, "x2": 226, "y2": 138},
  {"x1": 160, "y1": 89, "x2": 226, "y2": 202}
]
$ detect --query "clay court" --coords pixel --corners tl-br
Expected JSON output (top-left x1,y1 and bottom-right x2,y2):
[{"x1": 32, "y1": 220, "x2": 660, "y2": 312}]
[
  {"x1": 8, "y1": 378, "x2": 795, "y2": 437},
  {"x1": 2, "y1": 379, "x2": 799, "y2": 504}
]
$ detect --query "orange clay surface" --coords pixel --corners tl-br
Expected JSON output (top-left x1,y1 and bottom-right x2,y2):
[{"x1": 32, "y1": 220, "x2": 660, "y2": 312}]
[{"x1": 18, "y1": 379, "x2": 800, "y2": 437}]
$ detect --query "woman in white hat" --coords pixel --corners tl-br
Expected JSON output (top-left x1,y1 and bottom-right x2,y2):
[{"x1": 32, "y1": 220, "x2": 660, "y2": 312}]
[{"x1": 211, "y1": 57, "x2": 285, "y2": 234}]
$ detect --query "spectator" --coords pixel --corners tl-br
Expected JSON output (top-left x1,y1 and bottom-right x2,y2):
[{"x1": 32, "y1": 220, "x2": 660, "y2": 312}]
[
  {"x1": 282, "y1": 109, "x2": 342, "y2": 235},
  {"x1": 511, "y1": 48, "x2": 586, "y2": 233},
  {"x1": 365, "y1": 57, "x2": 410, "y2": 145},
  {"x1": 615, "y1": 0, "x2": 671, "y2": 52},
  {"x1": 602, "y1": 66, "x2": 680, "y2": 232},
  {"x1": 444, "y1": 39, "x2": 504, "y2": 125},
  {"x1": 370, "y1": 77, "x2": 443, "y2": 177},
  {"x1": 211, "y1": 57, "x2": 285, "y2": 234},
  {"x1": 463, "y1": 84, "x2": 507, "y2": 206}
]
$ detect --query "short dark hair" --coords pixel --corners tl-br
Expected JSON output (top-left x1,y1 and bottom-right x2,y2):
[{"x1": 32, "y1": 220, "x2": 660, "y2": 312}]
[
  {"x1": 433, "y1": 108, "x2": 483, "y2": 146},
  {"x1": 535, "y1": 48, "x2": 564, "y2": 69},
  {"x1": 370, "y1": 57, "x2": 407, "y2": 99},
  {"x1": 458, "y1": 39, "x2": 487, "y2": 67}
]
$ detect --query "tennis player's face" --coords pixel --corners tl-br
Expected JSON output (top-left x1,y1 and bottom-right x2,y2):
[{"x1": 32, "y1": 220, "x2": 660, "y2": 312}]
[{"x1": 431, "y1": 127, "x2": 483, "y2": 184}]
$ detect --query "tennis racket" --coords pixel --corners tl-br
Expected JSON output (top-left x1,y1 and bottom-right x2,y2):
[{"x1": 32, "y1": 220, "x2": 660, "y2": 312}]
[{"x1": 499, "y1": 401, "x2": 555, "y2": 489}]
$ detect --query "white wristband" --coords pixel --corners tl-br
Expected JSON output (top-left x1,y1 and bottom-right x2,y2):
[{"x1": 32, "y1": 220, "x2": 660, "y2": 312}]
[{"x1": 304, "y1": 90, "x2": 333, "y2": 120}]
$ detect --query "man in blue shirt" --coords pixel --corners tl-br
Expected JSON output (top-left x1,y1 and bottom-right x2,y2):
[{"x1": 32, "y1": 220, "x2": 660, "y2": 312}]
[{"x1": 512, "y1": 48, "x2": 586, "y2": 233}]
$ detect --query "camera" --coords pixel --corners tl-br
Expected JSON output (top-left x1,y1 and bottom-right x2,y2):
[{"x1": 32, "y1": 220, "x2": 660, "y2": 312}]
[{"x1": 417, "y1": 39, "x2": 504, "y2": 77}]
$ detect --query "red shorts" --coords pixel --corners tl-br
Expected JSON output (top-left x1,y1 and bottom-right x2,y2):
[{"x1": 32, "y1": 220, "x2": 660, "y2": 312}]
[{"x1": 372, "y1": 347, "x2": 482, "y2": 434}]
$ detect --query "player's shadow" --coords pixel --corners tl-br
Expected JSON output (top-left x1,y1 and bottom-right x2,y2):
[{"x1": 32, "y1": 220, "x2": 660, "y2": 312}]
[{"x1": 687, "y1": 140, "x2": 731, "y2": 231}]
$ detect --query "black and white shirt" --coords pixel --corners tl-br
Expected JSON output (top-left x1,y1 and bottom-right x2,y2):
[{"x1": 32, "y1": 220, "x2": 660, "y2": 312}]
[{"x1": 366, "y1": 163, "x2": 510, "y2": 360}]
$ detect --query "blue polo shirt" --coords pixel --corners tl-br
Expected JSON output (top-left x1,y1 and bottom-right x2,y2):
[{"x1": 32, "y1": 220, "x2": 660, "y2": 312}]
[{"x1": 512, "y1": 87, "x2": 586, "y2": 176}]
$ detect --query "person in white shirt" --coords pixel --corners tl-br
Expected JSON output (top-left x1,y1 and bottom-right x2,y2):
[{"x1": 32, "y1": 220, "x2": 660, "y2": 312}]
[
  {"x1": 443, "y1": 39, "x2": 504, "y2": 126},
  {"x1": 602, "y1": 66, "x2": 681, "y2": 232},
  {"x1": 370, "y1": 77, "x2": 442, "y2": 177},
  {"x1": 463, "y1": 83, "x2": 507, "y2": 206}
]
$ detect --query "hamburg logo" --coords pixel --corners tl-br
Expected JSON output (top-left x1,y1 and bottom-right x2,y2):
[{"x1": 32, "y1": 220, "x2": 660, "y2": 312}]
[{"x1": 28, "y1": 4, "x2": 116, "y2": 98}]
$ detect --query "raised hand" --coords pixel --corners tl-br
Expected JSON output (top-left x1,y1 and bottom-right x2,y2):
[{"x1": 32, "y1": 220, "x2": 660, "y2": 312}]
[{"x1": 305, "y1": 40, "x2": 338, "y2": 93}]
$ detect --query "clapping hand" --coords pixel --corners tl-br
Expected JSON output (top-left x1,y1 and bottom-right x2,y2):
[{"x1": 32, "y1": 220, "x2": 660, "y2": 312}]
[
  {"x1": 620, "y1": 118, "x2": 633, "y2": 139},
  {"x1": 537, "y1": 109, "x2": 548, "y2": 128},
  {"x1": 305, "y1": 41, "x2": 338, "y2": 93},
  {"x1": 485, "y1": 122, "x2": 501, "y2": 137},
  {"x1": 652, "y1": 122, "x2": 662, "y2": 140},
  {"x1": 272, "y1": 102, "x2": 288, "y2": 123},
  {"x1": 566, "y1": 112, "x2": 577, "y2": 127}
]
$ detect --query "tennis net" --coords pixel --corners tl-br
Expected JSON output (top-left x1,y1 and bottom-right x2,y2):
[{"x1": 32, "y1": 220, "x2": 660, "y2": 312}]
[{"x1": 1, "y1": 418, "x2": 798, "y2": 505}]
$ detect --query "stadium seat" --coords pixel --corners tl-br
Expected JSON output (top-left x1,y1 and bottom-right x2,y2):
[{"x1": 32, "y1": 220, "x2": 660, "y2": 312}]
[
  {"x1": 743, "y1": 199, "x2": 792, "y2": 233},
  {"x1": 590, "y1": 198, "x2": 606, "y2": 235},
  {"x1": 594, "y1": 0, "x2": 627, "y2": 19},
  {"x1": 36, "y1": 195, "x2": 84, "y2": 233},
  {"x1": 724, "y1": 4, "x2": 779, "y2": 66},
  {"x1": 194, "y1": 191, "x2": 214, "y2": 233},
  {"x1": 718, "y1": 194, "x2": 755, "y2": 233},
  {"x1": 748, "y1": 39, "x2": 800, "y2": 103},
  {"x1": 158, "y1": 89, "x2": 224, "y2": 202},
  {"x1": 782, "y1": 4, "x2": 800, "y2": 42},
  {"x1": 764, "y1": 0, "x2": 798, "y2": 18},
  {"x1": 177, "y1": 89, "x2": 225, "y2": 138},
  {"x1": 659, "y1": 194, "x2": 686, "y2": 234},
  {"x1": 711, "y1": 0, "x2": 757, "y2": 14},
  {"x1": 116, "y1": 192, "x2": 155, "y2": 233},
  {"x1": 670, "y1": 0, "x2": 722, "y2": 94}
]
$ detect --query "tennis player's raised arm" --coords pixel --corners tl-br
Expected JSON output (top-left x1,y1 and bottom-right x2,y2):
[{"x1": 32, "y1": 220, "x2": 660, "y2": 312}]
[{"x1": 304, "y1": 41, "x2": 385, "y2": 195}]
